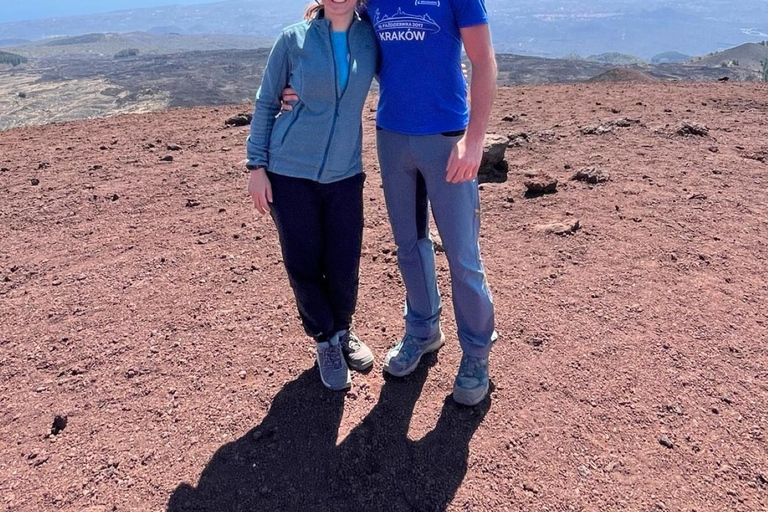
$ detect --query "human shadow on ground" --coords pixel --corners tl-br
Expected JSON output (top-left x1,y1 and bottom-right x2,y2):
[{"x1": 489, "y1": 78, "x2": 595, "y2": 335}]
[{"x1": 167, "y1": 354, "x2": 491, "y2": 512}]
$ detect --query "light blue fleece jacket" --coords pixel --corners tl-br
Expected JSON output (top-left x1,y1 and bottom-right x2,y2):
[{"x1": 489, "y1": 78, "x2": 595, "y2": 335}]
[{"x1": 247, "y1": 13, "x2": 378, "y2": 184}]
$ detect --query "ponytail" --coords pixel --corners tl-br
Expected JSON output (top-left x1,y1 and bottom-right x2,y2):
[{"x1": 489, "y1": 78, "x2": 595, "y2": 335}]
[{"x1": 304, "y1": 2, "x2": 323, "y2": 20}]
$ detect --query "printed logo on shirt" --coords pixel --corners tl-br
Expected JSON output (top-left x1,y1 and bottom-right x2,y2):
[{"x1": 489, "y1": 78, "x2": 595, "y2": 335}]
[
  {"x1": 373, "y1": 8, "x2": 441, "y2": 42},
  {"x1": 415, "y1": 0, "x2": 441, "y2": 6}
]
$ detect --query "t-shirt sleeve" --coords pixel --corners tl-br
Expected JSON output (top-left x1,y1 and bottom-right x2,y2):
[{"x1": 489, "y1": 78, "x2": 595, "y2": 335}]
[{"x1": 451, "y1": 0, "x2": 488, "y2": 29}]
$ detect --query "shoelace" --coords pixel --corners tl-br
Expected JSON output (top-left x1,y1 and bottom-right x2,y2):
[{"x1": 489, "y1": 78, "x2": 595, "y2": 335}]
[
  {"x1": 397, "y1": 335, "x2": 425, "y2": 360},
  {"x1": 459, "y1": 356, "x2": 487, "y2": 378},
  {"x1": 341, "y1": 331, "x2": 361, "y2": 352},
  {"x1": 323, "y1": 344, "x2": 343, "y2": 371}
]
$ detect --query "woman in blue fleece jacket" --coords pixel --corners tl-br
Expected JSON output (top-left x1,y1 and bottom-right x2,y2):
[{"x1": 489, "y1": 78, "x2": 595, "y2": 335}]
[{"x1": 246, "y1": 0, "x2": 377, "y2": 391}]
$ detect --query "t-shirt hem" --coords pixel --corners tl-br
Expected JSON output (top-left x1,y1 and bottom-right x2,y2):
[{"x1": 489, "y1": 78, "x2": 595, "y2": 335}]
[
  {"x1": 375, "y1": 123, "x2": 469, "y2": 136},
  {"x1": 457, "y1": 18, "x2": 489, "y2": 29}
]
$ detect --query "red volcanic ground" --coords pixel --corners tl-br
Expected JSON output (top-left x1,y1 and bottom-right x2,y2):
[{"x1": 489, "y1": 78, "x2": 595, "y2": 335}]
[{"x1": 1, "y1": 83, "x2": 767, "y2": 512}]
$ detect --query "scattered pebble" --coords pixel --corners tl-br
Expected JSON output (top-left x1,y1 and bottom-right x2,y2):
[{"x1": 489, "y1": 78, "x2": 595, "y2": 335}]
[
  {"x1": 572, "y1": 167, "x2": 610, "y2": 184},
  {"x1": 535, "y1": 220, "x2": 580, "y2": 236},
  {"x1": 658, "y1": 435, "x2": 674, "y2": 449},
  {"x1": 51, "y1": 415, "x2": 67, "y2": 436},
  {"x1": 677, "y1": 122, "x2": 709, "y2": 137}
]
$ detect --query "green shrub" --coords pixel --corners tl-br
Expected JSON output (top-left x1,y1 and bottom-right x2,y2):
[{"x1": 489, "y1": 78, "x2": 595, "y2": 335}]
[
  {"x1": 762, "y1": 60, "x2": 768, "y2": 82},
  {"x1": 114, "y1": 48, "x2": 140, "y2": 59},
  {"x1": 0, "y1": 50, "x2": 28, "y2": 67}
]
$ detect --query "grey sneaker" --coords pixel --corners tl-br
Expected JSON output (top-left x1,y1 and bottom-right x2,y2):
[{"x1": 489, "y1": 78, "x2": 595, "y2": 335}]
[
  {"x1": 452, "y1": 353, "x2": 490, "y2": 406},
  {"x1": 316, "y1": 335, "x2": 351, "y2": 391},
  {"x1": 338, "y1": 330, "x2": 374, "y2": 371},
  {"x1": 383, "y1": 330, "x2": 445, "y2": 377}
]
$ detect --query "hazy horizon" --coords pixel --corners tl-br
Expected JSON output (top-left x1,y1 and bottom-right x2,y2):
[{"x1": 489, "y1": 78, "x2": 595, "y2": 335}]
[{"x1": 0, "y1": 0, "x2": 220, "y2": 23}]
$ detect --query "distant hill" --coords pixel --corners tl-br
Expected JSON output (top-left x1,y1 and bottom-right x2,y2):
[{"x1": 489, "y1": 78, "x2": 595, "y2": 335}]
[
  {"x1": 585, "y1": 53, "x2": 647, "y2": 66},
  {"x1": 0, "y1": 50, "x2": 28, "y2": 67},
  {"x1": 6, "y1": 32, "x2": 270, "y2": 59},
  {"x1": 690, "y1": 42, "x2": 768, "y2": 74},
  {"x1": 651, "y1": 51, "x2": 692, "y2": 64},
  {"x1": 1, "y1": 0, "x2": 768, "y2": 58},
  {"x1": 0, "y1": 38, "x2": 29, "y2": 47},
  {"x1": 587, "y1": 69, "x2": 659, "y2": 83}
]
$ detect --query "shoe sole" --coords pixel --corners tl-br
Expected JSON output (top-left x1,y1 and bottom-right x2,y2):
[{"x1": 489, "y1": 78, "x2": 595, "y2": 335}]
[
  {"x1": 452, "y1": 381, "x2": 489, "y2": 406},
  {"x1": 346, "y1": 353, "x2": 374, "y2": 372},
  {"x1": 383, "y1": 331, "x2": 445, "y2": 378}
]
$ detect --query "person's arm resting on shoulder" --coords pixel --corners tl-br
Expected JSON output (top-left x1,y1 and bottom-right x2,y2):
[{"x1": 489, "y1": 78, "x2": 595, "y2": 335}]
[
  {"x1": 247, "y1": 33, "x2": 290, "y2": 213},
  {"x1": 446, "y1": 21, "x2": 497, "y2": 184}
]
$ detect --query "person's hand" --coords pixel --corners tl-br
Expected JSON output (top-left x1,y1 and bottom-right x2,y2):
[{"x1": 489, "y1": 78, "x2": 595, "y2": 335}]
[
  {"x1": 248, "y1": 168, "x2": 273, "y2": 215},
  {"x1": 281, "y1": 87, "x2": 299, "y2": 112},
  {"x1": 446, "y1": 136, "x2": 483, "y2": 183}
]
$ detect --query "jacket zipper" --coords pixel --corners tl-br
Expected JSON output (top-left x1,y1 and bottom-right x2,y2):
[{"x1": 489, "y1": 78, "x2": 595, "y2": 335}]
[{"x1": 318, "y1": 20, "x2": 353, "y2": 180}]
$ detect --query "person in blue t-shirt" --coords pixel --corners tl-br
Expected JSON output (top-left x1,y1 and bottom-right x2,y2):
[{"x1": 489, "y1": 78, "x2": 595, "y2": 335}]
[{"x1": 284, "y1": 0, "x2": 498, "y2": 406}]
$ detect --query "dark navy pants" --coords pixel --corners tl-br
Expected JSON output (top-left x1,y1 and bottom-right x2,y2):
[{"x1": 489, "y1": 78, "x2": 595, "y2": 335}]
[{"x1": 268, "y1": 171, "x2": 365, "y2": 342}]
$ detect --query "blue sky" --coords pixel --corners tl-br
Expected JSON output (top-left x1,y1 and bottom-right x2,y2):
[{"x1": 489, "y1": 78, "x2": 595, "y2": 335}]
[{"x1": 0, "y1": 0, "x2": 220, "y2": 23}]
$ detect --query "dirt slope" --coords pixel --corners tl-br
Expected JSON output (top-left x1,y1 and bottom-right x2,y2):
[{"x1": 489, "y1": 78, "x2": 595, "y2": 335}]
[{"x1": 1, "y1": 83, "x2": 767, "y2": 512}]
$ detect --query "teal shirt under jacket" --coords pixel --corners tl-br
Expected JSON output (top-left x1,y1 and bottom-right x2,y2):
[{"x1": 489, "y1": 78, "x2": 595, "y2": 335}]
[{"x1": 247, "y1": 14, "x2": 378, "y2": 184}]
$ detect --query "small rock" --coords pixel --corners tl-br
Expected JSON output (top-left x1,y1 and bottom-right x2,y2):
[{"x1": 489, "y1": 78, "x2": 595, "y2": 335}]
[
  {"x1": 478, "y1": 133, "x2": 510, "y2": 184},
  {"x1": 677, "y1": 122, "x2": 708, "y2": 137},
  {"x1": 31, "y1": 178, "x2": 40, "y2": 186},
  {"x1": 110, "y1": 194, "x2": 119, "y2": 201},
  {"x1": 578, "y1": 465, "x2": 591, "y2": 477},
  {"x1": 238, "y1": 370, "x2": 247, "y2": 379},
  {"x1": 524, "y1": 173, "x2": 558, "y2": 195},
  {"x1": 689, "y1": 193, "x2": 707, "y2": 200},
  {"x1": 186, "y1": 199, "x2": 201, "y2": 208},
  {"x1": 160, "y1": 155, "x2": 174, "y2": 162},
  {"x1": 612, "y1": 117, "x2": 640, "y2": 128},
  {"x1": 225, "y1": 113, "x2": 253, "y2": 127},
  {"x1": 658, "y1": 435, "x2": 674, "y2": 449},
  {"x1": 535, "y1": 220, "x2": 580, "y2": 236},
  {"x1": 52, "y1": 279, "x2": 62, "y2": 286},
  {"x1": 580, "y1": 124, "x2": 613, "y2": 135},
  {"x1": 167, "y1": 144, "x2": 182, "y2": 151},
  {"x1": 508, "y1": 131, "x2": 529, "y2": 147},
  {"x1": 18, "y1": 92, "x2": 27, "y2": 98},
  {"x1": 502, "y1": 115, "x2": 519, "y2": 122},
  {"x1": 572, "y1": 167, "x2": 610, "y2": 184},
  {"x1": 51, "y1": 415, "x2": 67, "y2": 435},
  {"x1": 522, "y1": 483, "x2": 538, "y2": 494}
]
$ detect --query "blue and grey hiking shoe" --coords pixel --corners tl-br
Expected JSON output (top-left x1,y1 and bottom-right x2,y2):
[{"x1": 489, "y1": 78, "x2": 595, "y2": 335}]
[
  {"x1": 383, "y1": 330, "x2": 445, "y2": 377},
  {"x1": 453, "y1": 353, "x2": 490, "y2": 406},
  {"x1": 316, "y1": 335, "x2": 351, "y2": 391},
  {"x1": 338, "y1": 330, "x2": 375, "y2": 371}
]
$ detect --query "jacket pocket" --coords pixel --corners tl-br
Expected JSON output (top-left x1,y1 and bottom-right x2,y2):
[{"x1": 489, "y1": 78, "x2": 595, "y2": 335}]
[{"x1": 279, "y1": 103, "x2": 303, "y2": 146}]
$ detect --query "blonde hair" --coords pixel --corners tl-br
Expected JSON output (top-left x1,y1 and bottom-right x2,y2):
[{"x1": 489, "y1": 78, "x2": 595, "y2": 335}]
[{"x1": 304, "y1": 1, "x2": 365, "y2": 21}]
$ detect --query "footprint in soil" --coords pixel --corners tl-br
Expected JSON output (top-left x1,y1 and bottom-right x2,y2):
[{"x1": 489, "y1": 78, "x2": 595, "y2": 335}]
[{"x1": 167, "y1": 355, "x2": 491, "y2": 512}]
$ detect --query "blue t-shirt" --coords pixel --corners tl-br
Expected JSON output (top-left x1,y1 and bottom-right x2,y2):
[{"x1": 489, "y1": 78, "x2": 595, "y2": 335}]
[
  {"x1": 332, "y1": 30, "x2": 350, "y2": 92},
  {"x1": 366, "y1": 0, "x2": 488, "y2": 135}
]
